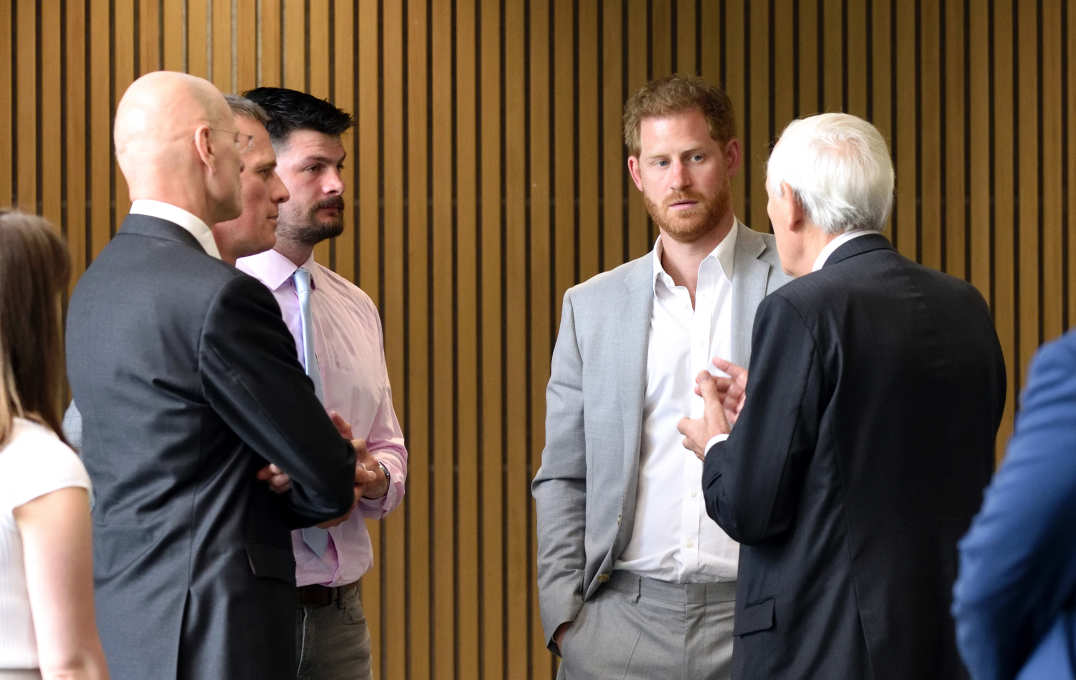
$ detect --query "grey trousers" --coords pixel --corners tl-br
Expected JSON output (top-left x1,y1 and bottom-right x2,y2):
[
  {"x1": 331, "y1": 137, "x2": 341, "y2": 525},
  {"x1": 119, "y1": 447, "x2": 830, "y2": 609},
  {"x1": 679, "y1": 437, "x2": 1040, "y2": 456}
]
[
  {"x1": 557, "y1": 571, "x2": 736, "y2": 680},
  {"x1": 296, "y1": 582, "x2": 373, "y2": 680}
]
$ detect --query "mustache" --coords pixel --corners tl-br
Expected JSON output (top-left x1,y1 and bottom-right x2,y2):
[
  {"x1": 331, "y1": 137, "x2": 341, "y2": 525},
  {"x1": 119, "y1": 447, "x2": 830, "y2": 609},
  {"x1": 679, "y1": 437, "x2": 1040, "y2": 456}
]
[
  {"x1": 316, "y1": 197, "x2": 345, "y2": 210},
  {"x1": 664, "y1": 192, "x2": 705, "y2": 208}
]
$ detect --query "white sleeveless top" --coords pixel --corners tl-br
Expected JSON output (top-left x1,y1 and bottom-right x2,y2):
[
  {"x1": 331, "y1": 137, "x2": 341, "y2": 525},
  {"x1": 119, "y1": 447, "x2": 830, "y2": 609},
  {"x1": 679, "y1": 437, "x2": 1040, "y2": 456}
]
[{"x1": 0, "y1": 418, "x2": 91, "y2": 670}]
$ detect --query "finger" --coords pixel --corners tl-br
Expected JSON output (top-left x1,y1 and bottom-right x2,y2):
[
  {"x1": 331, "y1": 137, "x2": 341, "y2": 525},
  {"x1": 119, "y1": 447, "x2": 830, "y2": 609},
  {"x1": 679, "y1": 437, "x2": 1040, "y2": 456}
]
[
  {"x1": 329, "y1": 410, "x2": 354, "y2": 439},
  {"x1": 351, "y1": 437, "x2": 368, "y2": 457},
  {"x1": 255, "y1": 465, "x2": 272, "y2": 480}
]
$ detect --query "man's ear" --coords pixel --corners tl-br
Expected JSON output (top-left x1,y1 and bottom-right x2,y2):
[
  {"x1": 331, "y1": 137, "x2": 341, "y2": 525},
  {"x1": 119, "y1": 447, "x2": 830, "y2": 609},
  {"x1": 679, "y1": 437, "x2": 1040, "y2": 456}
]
[
  {"x1": 627, "y1": 155, "x2": 644, "y2": 192},
  {"x1": 723, "y1": 138, "x2": 743, "y2": 177},
  {"x1": 193, "y1": 125, "x2": 215, "y2": 169},
  {"x1": 782, "y1": 181, "x2": 806, "y2": 232}
]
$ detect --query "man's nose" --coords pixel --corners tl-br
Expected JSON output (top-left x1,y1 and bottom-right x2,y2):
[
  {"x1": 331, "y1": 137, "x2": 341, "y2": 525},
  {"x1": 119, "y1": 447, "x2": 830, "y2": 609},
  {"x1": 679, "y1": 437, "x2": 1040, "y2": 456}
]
[{"x1": 323, "y1": 167, "x2": 344, "y2": 195}]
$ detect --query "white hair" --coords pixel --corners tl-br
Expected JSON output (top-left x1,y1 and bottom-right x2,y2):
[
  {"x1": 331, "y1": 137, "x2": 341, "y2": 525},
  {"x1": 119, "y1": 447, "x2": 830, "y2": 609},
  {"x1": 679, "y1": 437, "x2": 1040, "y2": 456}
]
[{"x1": 765, "y1": 113, "x2": 894, "y2": 235}]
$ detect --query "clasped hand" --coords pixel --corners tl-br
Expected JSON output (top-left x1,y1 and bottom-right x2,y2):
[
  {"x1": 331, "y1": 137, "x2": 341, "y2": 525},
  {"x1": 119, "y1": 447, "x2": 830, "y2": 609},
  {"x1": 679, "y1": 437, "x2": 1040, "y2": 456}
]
[{"x1": 677, "y1": 357, "x2": 748, "y2": 460}]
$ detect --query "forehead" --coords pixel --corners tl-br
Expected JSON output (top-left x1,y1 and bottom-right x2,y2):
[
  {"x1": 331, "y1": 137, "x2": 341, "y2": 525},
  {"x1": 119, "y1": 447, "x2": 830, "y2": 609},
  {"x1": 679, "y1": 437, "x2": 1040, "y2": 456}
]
[
  {"x1": 277, "y1": 129, "x2": 346, "y2": 164},
  {"x1": 235, "y1": 115, "x2": 275, "y2": 172},
  {"x1": 637, "y1": 109, "x2": 716, "y2": 154}
]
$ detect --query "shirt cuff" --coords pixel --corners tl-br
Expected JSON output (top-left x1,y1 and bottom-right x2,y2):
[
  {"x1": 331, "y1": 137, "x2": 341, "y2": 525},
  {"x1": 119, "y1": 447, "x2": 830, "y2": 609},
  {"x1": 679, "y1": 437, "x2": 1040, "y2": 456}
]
[{"x1": 704, "y1": 433, "x2": 730, "y2": 456}]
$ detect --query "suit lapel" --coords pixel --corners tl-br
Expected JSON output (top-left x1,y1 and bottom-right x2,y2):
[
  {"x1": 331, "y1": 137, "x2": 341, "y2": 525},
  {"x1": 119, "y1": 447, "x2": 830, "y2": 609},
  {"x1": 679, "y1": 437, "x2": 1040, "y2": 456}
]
[
  {"x1": 614, "y1": 256, "x2": 654, "y2": 493},
  {"x1": 730, "y1": 222, "x2": 772, "y2": 367}
]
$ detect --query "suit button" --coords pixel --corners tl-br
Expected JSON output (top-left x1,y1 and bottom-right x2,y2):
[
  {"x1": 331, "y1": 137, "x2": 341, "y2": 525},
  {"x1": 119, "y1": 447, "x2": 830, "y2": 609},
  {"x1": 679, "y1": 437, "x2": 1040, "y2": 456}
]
[{"x1": 597, "y1": 573, "x2": 610, "y2": 583}]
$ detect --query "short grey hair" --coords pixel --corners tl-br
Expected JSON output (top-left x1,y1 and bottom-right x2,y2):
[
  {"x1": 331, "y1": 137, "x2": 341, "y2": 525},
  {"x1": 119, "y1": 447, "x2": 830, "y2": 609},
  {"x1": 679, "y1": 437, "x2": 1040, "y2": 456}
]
[
  {"x1": 224, "y1": 94, "x2": 269, "y2": 126},
  {"x1": 765, "y1": 113, "x2": 894, "y2": 235}
]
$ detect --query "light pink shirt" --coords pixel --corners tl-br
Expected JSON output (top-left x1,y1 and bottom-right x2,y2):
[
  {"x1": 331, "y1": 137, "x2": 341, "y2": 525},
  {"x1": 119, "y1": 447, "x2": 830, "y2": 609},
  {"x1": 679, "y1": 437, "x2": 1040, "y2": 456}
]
[{"x1": 237, "y1": 249, "x2": 407, "y2": 587}]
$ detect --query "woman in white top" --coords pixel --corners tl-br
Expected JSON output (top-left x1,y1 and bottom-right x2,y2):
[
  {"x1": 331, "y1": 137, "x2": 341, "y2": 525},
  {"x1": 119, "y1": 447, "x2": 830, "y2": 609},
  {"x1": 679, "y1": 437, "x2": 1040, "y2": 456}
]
[{"x1": 0, "y1": 211, "x2": 108, "y2": 680}]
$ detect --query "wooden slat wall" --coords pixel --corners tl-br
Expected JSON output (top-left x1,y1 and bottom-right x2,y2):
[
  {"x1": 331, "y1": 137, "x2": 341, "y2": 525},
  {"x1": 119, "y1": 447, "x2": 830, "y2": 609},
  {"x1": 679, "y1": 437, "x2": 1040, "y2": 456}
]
[{"x1": 3, "y1": 1, "x2": 1073, "y2": 678}]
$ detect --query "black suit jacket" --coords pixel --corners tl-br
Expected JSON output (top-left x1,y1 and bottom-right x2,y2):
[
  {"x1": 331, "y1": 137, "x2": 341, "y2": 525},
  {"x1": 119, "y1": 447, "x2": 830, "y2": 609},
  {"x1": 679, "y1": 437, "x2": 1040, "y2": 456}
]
[
  {"x1": 702, "y1": 234, "x2": 1006, "y2": 679},
  {"x1": 66, "y1": 215, "x2": 357, "y2": 679}
]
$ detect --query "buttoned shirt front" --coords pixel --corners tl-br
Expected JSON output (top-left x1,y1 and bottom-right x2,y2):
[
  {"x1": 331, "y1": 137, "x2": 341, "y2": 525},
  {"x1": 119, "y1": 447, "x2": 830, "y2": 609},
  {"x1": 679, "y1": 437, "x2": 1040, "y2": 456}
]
[
  {"x1": 237, "y1": 248, "x2": 407, "y2": 587},
  {"x1": 615, "y1": 224, "x2": 741, "y2": 583}
]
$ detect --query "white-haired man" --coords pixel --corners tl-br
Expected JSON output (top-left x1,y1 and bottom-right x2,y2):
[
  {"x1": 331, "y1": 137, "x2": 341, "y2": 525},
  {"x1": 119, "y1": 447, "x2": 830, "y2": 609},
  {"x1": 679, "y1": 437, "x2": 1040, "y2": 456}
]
[{"x1": 679, "y1": 113, "x2": 1006, "y2": 679}]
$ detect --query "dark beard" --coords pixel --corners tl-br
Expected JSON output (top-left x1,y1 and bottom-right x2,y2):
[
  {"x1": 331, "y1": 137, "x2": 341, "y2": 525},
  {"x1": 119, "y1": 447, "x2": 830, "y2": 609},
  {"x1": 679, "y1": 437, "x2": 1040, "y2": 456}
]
[{"x1": 279, "y1": 198, "x2": 345, "y2": 245}]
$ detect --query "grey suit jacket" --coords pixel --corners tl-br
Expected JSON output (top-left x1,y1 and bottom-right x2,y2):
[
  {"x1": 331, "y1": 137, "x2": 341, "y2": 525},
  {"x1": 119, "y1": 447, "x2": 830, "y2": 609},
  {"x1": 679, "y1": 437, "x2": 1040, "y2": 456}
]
[{"x1": 531, "y1": 221, "x2": 791, "y2": 647}]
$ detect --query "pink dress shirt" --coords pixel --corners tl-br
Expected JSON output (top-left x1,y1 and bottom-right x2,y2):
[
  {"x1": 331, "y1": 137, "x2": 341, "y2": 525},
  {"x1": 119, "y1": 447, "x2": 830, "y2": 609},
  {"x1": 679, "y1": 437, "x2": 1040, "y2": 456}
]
[{"x1": 237, "y1": 249, "x2": 407, "y2": 587}]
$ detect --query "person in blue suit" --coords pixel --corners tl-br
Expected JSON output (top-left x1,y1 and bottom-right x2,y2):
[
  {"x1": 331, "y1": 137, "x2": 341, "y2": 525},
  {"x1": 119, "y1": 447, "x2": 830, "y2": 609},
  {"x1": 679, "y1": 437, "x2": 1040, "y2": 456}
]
[{"x1": 953, "y1": 328, "x2": 1076, "y2": 680}]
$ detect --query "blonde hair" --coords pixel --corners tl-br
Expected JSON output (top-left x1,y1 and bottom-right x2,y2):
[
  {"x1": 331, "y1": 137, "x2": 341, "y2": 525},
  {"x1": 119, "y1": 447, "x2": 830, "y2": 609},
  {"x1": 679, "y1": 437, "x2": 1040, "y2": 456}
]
[{"x1": 0, "y1": 210, "x2": 71, "y2": 446}]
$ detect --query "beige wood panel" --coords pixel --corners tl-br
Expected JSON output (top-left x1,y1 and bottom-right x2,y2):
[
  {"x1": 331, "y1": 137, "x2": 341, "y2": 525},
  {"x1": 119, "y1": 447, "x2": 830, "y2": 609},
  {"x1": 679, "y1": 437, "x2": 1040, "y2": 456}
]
[
  {"x1": 601, "y1": 0, "x2": 625, "y2": 270},
  {"x1": 725, "y1": 0, "x2": 747, "y2": 218},
  {"x1": 88, "y1": 1, "x2": 111, "y2": 258},
  {"x1": 64, "y1": 0, "x2": 87, "y2": 283},
  {"x1": 260, "y1": 0, "x2": 282, "y2": 86},
  {"x1": 477, "y1": 0, "x2": 506, "y2": 676},
  {"x1": 188, "y1": 0, "x2": 209, "y2": 79},
  {"x1": 23, "y1": 2, "x2": 1076, "y2": 678},
  {"x1": 1040, "y1": 0, "x2": 1064, "y2": 342},
  {"x1": 1017, "y1": 0, "x2": 1041, "y2": 391},
  {"x1": 404, "y1": 0, "x2": 433, "y2": 675},
  {"x1": 15, "y1": 0, "x2": 36, "y2": 212},
  {"x1": 454, "y1": 1, "x2": 481, "y2": 675},
  {"x1": 0, "y1": 0, "x2": 10, "y2": 207},
  {"x1": 920, "y1": 2, "x2": 943, "y2": 272},
  {"x1": 943, "y1": 0, "x2": 967, "y2": 282},
  {"x1": 212, "y1": 0, "x2": 231, "y2": 89},
  {"x1": 162, "y1": 0, "x2": 184, "y2": 71},
  {"x1": 994, "y1": 0, "x2": 1018, "y2": 453},
  {"x1": 528, "y1": 0, "x2": 556, "y2": 677},
  {"x1": 113, "y1": 2, "x2": 134, "y2": 219},
  {"x1": 40, "y1": 0, "x2": 62, "y2": 233}
]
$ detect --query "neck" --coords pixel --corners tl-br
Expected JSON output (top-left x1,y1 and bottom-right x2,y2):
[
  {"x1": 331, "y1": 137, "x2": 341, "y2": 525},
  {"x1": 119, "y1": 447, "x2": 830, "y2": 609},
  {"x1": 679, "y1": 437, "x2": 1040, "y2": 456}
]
[
  {"x1": 274, "y1": 237, "x2": 315, "y2": 267},
  {"x1": 659, "y1": 215, "x2": 734, "y2": 304}
]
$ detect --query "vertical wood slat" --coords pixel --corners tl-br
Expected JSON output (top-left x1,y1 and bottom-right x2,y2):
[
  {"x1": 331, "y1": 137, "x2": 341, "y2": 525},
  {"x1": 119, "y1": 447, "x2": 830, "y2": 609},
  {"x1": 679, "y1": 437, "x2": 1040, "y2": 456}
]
[
  {"x1": 1017, "y1": 0, "x2": 1040, "y2": 389},
  {"x1": 40, "y1": 0, "x2": 62, "y2": 232},
  {"x1": 1040, "y1": 0, "x2": 1063, "y2": 342},
  {"x1": 0, "y1": 0, "x2": 10, "y2": 207},
  {"x1": 528, "y1": 0, "x2": 555, "y2": 677},
  {"x1": 454, "y1": 0, "x2": 481, "y2": 675},
  {"x1": 503, "y1": 0, "x2": 530, "y2": 672},
  {"x1": 64, "y1": 0, "x2": 87, "y2": 282},
  {"x1": 88, "y1": 0, "x2": 111, "y2": 257},
  {"x1": 478, "y1": 0, "x2": 505, "y2": 677},
  {"x1": 31, "y1": 2, "x2": 1076, "y2": 678},
  {"x1": 405, "y1": 0, "x2": 432, "y2": 676},
  {"x1": 162, "y1": 0, "x2": 184, "y2": 71},
  {"x1": 15, "y1": 0, "x2": 36, "y2": 212},
  {"x1": 430, "y1": 0, "x2": 457, "y2": 676}
]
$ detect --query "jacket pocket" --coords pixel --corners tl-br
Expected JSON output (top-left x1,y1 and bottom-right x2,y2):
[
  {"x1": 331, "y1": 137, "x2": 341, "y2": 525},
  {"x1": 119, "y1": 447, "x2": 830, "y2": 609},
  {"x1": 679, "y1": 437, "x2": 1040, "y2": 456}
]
[
  {"x1": 245, "y1": 542, "x2": 296, "y2": 584},
  {"x1": 733, "y1": 597, "x2": 775, "y2": 636}
]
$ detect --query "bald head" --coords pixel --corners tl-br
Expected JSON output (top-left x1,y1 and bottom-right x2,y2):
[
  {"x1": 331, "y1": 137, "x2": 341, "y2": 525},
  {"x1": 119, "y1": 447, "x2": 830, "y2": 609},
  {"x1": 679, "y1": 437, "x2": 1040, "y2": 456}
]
[{"x1": 114, "y1": 71, "x2": 243, "y2": 224}]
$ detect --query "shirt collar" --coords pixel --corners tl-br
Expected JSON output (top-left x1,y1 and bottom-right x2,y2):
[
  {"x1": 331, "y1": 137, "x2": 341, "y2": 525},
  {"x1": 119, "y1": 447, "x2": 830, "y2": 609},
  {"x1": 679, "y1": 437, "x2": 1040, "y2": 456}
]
[
  {"x1": 130, "y1": 199, "x2": 220, "y2": 260},
  {"x1": 235, "y1": 248, "x2": 316, "y2": 291},
  {"x1": 651, "y1": 219, "x2": 739, "y2": 293},
  {"x1": 811, "y1": 229, "x2": 875, "y2": 272}
]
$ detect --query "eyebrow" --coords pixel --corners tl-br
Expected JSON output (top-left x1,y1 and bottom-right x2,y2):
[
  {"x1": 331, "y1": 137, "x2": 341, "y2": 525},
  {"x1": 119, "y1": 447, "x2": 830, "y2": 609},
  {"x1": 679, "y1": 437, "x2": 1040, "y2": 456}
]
[{"x1": 299, "y1": 153, "x2": 348, "y2": 165}]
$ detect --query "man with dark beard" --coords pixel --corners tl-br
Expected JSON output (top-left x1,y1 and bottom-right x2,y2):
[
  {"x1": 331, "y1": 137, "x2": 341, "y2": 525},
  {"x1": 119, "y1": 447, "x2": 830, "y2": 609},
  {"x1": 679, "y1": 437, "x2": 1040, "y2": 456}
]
[
  {"x1": 532, "y1": 75, "x2": 791, "y2": 679},
  {"x1": 236, "y1": 88, "x2": 407, "y2": 680}
]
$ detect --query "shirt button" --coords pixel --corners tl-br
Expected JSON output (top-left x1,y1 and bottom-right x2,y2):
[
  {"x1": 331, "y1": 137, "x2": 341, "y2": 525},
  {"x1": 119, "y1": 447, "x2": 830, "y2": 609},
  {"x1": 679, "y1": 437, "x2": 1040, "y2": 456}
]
[
  {"x1": 686, "y1": 540, "x2": 695, "y2": 549},
  {"x1": 691, "y1": 490, "x2": 698, "y2": 499}
]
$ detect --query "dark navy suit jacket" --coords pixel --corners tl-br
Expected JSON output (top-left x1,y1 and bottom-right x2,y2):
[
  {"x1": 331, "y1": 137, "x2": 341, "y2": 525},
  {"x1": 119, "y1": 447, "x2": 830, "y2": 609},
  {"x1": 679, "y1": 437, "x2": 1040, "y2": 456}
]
[
  {"x1": 954, "y1": 329, "x2": 1076, "y2": 680},
  {"x1": 703, "y1": 234, "x2": 1006, "y2": 679}
]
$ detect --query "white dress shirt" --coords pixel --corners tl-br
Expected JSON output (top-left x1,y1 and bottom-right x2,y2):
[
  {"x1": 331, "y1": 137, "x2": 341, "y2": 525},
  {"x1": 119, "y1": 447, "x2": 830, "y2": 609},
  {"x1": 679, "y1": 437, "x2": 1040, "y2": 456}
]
[
  {"x1": 615, "y1": 225, "x2": 740, "y2": 583},
  {"x1": 129, "y1": 199, "x2": 220, "y2": 259}
]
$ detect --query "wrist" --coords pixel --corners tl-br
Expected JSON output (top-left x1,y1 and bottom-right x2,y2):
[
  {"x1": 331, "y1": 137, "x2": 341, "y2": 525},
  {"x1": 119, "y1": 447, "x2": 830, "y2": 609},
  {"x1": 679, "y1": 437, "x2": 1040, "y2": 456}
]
[{"x1": 362, "y1": 459, "x2": 391, "y2": 499}]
